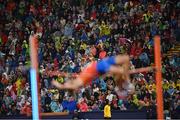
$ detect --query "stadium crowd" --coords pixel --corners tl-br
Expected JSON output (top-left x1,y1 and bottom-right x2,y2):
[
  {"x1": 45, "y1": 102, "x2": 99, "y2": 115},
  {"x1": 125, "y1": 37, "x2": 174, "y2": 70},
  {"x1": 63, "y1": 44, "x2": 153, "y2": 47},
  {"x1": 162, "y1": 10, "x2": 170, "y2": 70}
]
[{"x1": 0, "y1": 0, "x2": 180, "y2": 119}]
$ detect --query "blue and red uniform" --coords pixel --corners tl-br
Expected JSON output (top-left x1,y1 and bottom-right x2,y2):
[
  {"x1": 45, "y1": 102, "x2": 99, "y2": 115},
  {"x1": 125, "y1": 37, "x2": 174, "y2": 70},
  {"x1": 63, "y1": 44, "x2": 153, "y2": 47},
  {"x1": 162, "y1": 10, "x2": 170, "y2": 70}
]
[{"x1": 79, "y1": 56, "x2": 116, "y2": 85}]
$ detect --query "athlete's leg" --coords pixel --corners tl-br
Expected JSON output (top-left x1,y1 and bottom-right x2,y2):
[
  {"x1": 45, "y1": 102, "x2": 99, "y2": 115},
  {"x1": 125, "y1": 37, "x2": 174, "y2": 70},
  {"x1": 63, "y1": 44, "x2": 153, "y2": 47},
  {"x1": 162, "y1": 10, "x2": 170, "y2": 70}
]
[
  {"x1": 107, "y1": 65, "x2": 128, "y2": 90},
  {"x1": 108, "y1": 65, "x2": 135, "y2": 98},
  {"x1": 108, "y1": 65, "x2": 125, "y2": 75},
  {"x1": 114, "y1": 55, "x2": 130, "y2": 81},
  {"x1": 114, "y1": 55, "x2": 130, "y2": 65},
  {"x1": 111, "y1": 66, "x2": 134, "y2": 99},
  {"x1": 108, "y1": 55, "x2": 133, "y2": 97},
  {"x1": 108, "y1": 55, "x2": 130, "y2": 84},
  {"x1": 52, "y1": 61, "x2": 98, "y2": 90},
  {"x1": 52, "y1": 78, "x2": 84, "y2": 90}
]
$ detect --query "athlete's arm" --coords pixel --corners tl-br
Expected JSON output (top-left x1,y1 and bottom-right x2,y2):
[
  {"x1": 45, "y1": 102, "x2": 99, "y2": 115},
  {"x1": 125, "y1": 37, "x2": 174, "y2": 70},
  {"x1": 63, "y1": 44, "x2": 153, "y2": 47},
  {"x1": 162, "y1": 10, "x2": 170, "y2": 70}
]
[{"x1": 128, "y1": 66, "x2": 155, "y2": 74}]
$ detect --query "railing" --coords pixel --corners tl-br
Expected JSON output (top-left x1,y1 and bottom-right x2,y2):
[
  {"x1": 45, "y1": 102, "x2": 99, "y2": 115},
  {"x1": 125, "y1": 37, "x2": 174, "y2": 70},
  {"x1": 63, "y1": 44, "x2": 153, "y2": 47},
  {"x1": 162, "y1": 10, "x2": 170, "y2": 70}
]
[
  {"x1": 0, "y1": 110, "x2": 147, "y2": 119},
  {"x1": 41, "y1": 112, "x2": 69, "y2": 116}
]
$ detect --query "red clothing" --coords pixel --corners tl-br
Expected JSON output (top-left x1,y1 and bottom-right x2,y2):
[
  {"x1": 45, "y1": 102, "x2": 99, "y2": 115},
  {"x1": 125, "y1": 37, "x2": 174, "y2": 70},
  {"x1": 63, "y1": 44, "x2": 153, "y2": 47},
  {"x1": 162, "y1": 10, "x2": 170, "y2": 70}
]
[
  {"x1": 54, "y1": 58, "x2": 59, "y2": 68},
  {"x1": 99, "y1": 51, "x2": 106, "y2": 59},
  {"x1": 37, "y1": 26, "x2": 43, "y2": 33},
  {"x1": 12, "y1": 83, "x2": 17, "y2": 95},
  {"x1": 78, "y1": 102, "x2": 88, "y2": 112},
  {"x1": 130, "y1": 45, "x2": 136, "y2": 57},
  {"x1": 6, "y1": 1, "x2": 16, "y2": 12},
  {"x1": 130, "y1": 42, "x2": 143, "y2": 57},
  {"x1": 75, "y1": 24, "x2": 85, "y2": 31},
  {"x1": 87, "y1": 0, "x2": 93, "y2": 6},
  {"x1": 1, "y1": 33, "x2": 8, "y2": 45},
  {"x1": 134, "y1": 47, "x2": 143, "y2": 57},
  {"x1": 17, "y1": 31, "x2": 24, "y2": 41},
  {"x1": 91, "y1": 11, "x2": 96, "y2": 19},
  {"x1": 79, "y1": 61, "x2": 99, "y2": 85},
  {"x1": 91, "y1": 46, "x2": 97, "y2": 56},
  {"x1": 21, "y1": 104, "x2": 31, "y2": 116},
  {"x1": 30, "y1": 5, "x2": 36, "y2": 15},
  {"x1": 1, "y1": 78, "x2": 8, "y2": 85},
  {"x1": 16, "y1": 44, "x2": 22, "y2": 54},
  {"x1": 138, "y1": 78, "x2": 146, "y2": 86},
  {"x1": 118, "y1": 37, "x2": 126, "y2": 45},
  {"x1": 112, "y1": 99, "x2": 117, "y2": 106}
]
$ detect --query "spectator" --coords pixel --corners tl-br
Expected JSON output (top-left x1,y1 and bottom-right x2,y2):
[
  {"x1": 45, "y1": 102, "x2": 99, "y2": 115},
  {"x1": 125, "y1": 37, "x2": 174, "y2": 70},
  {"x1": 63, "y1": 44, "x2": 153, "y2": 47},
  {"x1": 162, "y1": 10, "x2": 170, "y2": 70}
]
[
  {"x1": 92, "y1": 84, "x2": 100, "y2": 99},
  {"x1": 77, "y1": 98, "x2": 88, "y2": 112},
  {"x1": 104, "y1": 99, "x2": 111, "y2": 120},
  {"x1": 50, "y1": 99, "x2": 63, "y2": 112},
  {"x1": 67, "y1": 96, "x2": 77, "y2": 113},
  {"x1": 106, "y1": 90, "x2": 114, "y2": 103}
]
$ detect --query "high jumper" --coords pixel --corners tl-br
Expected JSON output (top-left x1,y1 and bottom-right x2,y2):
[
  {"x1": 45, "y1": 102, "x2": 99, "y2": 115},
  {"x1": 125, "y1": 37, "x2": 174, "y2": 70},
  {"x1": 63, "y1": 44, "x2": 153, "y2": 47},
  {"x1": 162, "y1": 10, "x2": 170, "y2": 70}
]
[{"x1": 52, "y1": 55, "x2": 154, "y2": 96}]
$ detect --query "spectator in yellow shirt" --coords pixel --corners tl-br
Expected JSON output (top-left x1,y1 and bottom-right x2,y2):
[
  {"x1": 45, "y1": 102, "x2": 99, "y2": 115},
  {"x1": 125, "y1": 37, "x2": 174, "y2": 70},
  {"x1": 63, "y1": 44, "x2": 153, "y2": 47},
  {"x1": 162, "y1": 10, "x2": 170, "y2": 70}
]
[
  {"x1": 104, "y1": 99, "x2": 111, "y2": 120},
  {"x1": 99, "y1": 21, "x2": 111, "y2": 36}
]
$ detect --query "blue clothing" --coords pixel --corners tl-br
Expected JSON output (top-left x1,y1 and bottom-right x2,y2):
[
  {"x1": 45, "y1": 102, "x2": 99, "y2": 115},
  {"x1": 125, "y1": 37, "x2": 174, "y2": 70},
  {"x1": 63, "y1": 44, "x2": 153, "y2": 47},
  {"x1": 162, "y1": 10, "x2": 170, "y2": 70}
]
[
  {"x1": 139, "y1": 52, "x2": 150, "y2": 64},
  {"x1": 148, "y1": 39, "x2": 154, "y2": 47},
  {"x1": 80, "y1": 31, "x2": 88, "y2": 41},
  {"x1": 96, "y1": 36, "x2": 108, "y2": 44},
  {"x1": 62, "y1": 100, "x2": 68, "y2": 111},
  {"x1": 62, "y1": 100, "x2": 77, "y2": 112},
  {"x1": 100, "y1": 79, "x2": 107, "y2": 91},
  {"x1": 50, "y1": 101, "x2": 62, "y2": 112},
  {"x1": 64, "y1": 25, "x2": 73, "y2": 37},
  {"x1": 92, "y1": 78, "x2": 100, "y2": 85},
  {"x1": 96, "y1": 56, "x2": 116, "y2": 74},
  {"x1": 67, "y1": 101, "x2": 77, "y2": 112}
]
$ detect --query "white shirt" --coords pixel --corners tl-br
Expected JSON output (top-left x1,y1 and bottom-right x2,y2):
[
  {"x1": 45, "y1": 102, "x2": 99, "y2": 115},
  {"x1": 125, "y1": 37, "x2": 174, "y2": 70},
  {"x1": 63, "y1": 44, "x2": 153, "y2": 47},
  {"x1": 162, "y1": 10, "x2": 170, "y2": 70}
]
[
  {"x1": 93, "y1": 87, "x2": 99, "y2": 93},
  {"x1": 106, "y1": 94, "x2": 114, "y2": 102}
]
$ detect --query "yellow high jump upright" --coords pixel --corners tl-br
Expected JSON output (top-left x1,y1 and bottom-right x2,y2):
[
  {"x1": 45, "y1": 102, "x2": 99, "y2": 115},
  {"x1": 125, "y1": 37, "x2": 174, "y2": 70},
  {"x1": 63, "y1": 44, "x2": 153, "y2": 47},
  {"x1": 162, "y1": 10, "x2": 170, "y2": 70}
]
[{"x1": 154, "y1": 35, "x2": 164, "y2": 119}]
